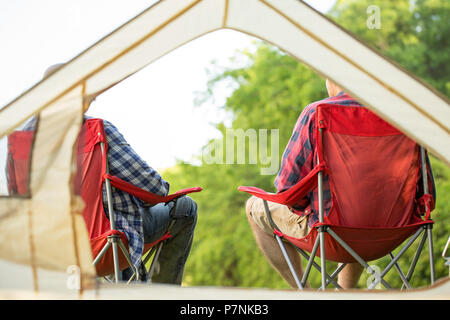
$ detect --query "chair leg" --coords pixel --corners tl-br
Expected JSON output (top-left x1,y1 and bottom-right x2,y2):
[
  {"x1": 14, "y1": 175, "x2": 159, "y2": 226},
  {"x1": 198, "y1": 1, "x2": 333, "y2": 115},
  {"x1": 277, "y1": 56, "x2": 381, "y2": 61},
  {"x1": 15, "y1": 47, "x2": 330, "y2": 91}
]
[
  {"x1": 328, "y1": 263, "x2": 346, "y2": 288},
  {"x1": 298, "y1": 232, "x2": 342, "y2": 290},
  {"x1": 261, "y1": 200, "x2": 303, "y2": 290},
  {"x1": 327, "y1": 227, "x2": 392, "y2": 289},
  {"x1": 318, "y1": 226, "x2": 327, "y2": 290},
  {"x1": 301, "y1": 235, "x2": 320, "y2": 288},
  {"x1": 293, "y1": 245, "x2": 343, "y2": 289},
  {"x1": 402, "y1": 228, "x2": 427, "y2": 289},
  {"x1": 95, "y1": 235, "x2": 138, "y2": 284},
  {"x1": 261, "y1": 198, "x2": 338, "y2": 290},
  {"x1": 372, "y1": 228, "x2": 426, "y2": 289},
  {"x1": 92, "y1": 237, "x2": 121, "y2": 283},
  {"x1": 389, "y1": 253, "x2": 411, "y2": 289},
  {"x1": 148, "y1": 241, "x2": 164, "y2": 282},
  {"x1": 367, "y1": 227, "x2": 425, "y2": 289},
  {"x1": 426, "y1": 224, "x2": 436, "y2": 284},
  {"x1": 92, "y1": 240, "x2": 112, "y2": 266},
  {"x1": 116, "y1": 239, "x2": 139, "y2": 283},
  {"x1": 109, "y1": 236, "x2": 123, "y2": 283},
  {"x1": 274, "y1": 234, "x2": 303, "y2": 290}
]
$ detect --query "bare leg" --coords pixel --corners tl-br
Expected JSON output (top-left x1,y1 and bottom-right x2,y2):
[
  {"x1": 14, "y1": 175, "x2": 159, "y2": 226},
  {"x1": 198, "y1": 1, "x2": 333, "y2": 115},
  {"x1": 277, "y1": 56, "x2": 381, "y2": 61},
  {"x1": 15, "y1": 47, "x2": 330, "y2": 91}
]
[
  {"x1": 246, "y1": 210, "x2": 304, "y2": 289},
  {"x1": 337, "y1": 262, "x2": 363, "y2": 289}
]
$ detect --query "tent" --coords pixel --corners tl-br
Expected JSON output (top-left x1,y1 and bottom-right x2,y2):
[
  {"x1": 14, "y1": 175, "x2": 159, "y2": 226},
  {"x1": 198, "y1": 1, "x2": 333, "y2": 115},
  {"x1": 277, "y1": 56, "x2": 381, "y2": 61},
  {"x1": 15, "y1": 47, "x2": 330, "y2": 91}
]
[{"x1": 0, "y1": 0, "x2": 448, "y2": 296}]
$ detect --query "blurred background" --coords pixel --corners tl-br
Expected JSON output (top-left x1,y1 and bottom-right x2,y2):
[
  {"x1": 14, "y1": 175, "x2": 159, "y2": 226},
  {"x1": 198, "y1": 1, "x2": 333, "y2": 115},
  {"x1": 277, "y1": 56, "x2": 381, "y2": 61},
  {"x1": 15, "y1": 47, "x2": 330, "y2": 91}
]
[{"x1": 0, "y1": 0, "x2": 448, "y2": 288}]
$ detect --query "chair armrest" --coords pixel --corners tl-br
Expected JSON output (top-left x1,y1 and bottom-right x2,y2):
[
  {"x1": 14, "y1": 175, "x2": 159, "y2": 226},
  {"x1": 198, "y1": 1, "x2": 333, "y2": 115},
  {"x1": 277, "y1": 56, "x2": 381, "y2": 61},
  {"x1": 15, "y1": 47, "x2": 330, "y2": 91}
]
[
  {"x1": 104, "y1": 173, "x2": 202, "y2": 205},
  {"x1": 238, "y1": 163, "x2": 324, "y2": 206},
  {"x1": 238, "y1": 186, "x2": 280, "y2": 201},
  {"x1": 238, "y1": 186, "x2": 295, "y2": 205},
  {"x1": 162, "y1": 187, "x2": 203, "y2": 203}
]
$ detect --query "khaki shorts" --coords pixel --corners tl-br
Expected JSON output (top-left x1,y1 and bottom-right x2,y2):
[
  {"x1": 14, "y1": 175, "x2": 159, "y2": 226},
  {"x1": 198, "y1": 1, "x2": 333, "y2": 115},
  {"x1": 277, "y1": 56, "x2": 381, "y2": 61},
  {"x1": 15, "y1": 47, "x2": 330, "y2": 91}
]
[{"x1": 246, "y1": 196, "x2": 311, "y2": 239}]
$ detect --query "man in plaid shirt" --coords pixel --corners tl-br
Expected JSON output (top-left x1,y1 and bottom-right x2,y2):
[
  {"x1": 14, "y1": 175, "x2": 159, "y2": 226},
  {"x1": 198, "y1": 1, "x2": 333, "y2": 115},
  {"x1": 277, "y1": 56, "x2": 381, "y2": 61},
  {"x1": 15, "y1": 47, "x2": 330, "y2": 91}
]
[
  {"x1": 25, "y1": 64, "x2": 198, "y2": 284},
  {"x1": 102, "y1": 119, "x2": 197, "y2": 284},
  {"x1": 246, "y1": 79, "x2": 435, "y2": 289}
]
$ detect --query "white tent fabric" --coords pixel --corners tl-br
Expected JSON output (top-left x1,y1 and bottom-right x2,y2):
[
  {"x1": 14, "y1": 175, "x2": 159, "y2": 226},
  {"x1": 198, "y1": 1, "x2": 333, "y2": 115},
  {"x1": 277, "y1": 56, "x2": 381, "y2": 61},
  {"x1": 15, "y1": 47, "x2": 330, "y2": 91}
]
[{"x1": 0, "y1": 0, "x2": 448, "y2": 292}]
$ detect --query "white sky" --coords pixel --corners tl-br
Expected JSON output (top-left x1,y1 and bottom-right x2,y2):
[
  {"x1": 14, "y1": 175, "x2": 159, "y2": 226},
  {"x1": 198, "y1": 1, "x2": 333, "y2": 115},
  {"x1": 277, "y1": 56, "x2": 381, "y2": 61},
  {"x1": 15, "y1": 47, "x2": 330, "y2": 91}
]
[{"x1": 0, "y1": 0, "x2": 336, "y2": 190}]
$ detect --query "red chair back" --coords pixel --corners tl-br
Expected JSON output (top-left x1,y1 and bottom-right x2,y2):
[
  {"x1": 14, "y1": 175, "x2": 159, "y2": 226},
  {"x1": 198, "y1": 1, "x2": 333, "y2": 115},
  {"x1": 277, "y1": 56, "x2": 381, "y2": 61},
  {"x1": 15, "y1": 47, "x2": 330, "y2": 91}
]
[
  {"x1": 7, "y1": 131, "x2": 34, "y2": 196},
  {"x1": 317, "y1": 105, "x2": 421, "y2": 228}
]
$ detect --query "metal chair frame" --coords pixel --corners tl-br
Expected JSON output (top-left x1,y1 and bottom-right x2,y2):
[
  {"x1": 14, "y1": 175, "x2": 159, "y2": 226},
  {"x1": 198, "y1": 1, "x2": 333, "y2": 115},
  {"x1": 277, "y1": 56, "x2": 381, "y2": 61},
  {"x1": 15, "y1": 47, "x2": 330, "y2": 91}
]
[{"x1": 264, "y1": 127, "x2": 435, "y2": 290}]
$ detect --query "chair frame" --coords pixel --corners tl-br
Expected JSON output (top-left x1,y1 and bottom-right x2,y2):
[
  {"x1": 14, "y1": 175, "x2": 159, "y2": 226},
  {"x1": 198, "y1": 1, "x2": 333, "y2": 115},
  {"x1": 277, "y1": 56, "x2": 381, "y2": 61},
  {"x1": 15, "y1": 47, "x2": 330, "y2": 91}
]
[{"x1": 263, "y1": 126, "x2": 435, "y2": 291}]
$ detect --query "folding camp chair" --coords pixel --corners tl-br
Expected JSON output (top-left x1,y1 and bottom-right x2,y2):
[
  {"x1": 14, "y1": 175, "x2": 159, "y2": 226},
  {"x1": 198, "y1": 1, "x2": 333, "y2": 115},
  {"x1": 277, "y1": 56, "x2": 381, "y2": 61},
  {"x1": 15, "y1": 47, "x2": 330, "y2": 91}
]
[
  {"x1": 239, "y1": 104, "x2": 435, "y2": 290},
  {"x1": 74, "y1": 118, "x2": 202, "y2": 283},
  {"x1": 8, "y1": 118, "x2": 202, "y2": 283}
]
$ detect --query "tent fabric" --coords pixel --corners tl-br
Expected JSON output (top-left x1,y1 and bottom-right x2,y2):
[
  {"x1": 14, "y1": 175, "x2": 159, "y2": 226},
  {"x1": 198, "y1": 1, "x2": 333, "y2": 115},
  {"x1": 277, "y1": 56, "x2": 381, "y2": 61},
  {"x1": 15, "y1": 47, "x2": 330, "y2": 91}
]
[
  {"x1": 240, "y1": 104, "x2": 433, "y2": 263},
  {"x1": 0, "y1": 86, "x2": 97, "y2": 291},
  {"x1": 0, "y1": 0, "x2": 448, "y2": 291}
]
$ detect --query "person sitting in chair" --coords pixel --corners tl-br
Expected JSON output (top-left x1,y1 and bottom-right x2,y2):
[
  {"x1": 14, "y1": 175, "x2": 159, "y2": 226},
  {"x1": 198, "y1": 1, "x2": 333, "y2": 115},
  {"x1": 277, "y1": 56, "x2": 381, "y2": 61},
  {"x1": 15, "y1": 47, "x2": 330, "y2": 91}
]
[
  {"x1": 245, "y1": 79, "x2": 435, "y2": 289},
  {"x1": 25, "y1": 64, "x2": 198, "y2": 285}
]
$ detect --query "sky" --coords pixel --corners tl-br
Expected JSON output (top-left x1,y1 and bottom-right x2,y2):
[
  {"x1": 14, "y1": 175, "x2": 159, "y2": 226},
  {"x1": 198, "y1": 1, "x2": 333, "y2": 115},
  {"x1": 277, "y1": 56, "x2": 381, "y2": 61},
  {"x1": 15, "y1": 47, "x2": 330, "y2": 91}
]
[{"x1": 0, "y1": 0, "x2": 336, "y2": 193}]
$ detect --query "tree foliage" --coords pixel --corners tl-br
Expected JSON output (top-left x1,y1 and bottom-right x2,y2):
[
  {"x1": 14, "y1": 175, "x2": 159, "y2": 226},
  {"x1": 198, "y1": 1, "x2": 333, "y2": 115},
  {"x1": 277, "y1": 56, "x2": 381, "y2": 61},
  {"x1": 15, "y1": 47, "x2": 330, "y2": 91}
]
[{"x1": 163, "y1": 0, "x2": 450, "y2": 289}]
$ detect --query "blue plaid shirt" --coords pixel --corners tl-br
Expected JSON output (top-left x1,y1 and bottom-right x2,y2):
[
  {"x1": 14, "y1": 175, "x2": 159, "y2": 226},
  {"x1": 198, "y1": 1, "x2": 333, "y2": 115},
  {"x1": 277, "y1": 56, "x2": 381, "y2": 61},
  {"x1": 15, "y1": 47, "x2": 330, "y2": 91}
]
[
  {"x1": 100, "y1": 118, "x2": 170, "y2": 270},
  {"x1": 24, "y1": 116, "x2": 170, "y2": 271}
]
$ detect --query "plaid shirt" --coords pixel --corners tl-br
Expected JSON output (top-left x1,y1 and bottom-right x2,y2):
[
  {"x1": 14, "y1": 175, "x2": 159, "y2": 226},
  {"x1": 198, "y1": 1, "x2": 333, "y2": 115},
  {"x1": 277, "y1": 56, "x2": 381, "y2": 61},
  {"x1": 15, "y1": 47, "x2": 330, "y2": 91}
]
[
  {"x1": 101, "y1": 118, "x2": 170, "y2": 270},
  {"x1": 274, "y1": 92, "x2": 436, "y2": 227},
  {"x1": 24, "y1": 116, "x2": 170, "y2": 270}
]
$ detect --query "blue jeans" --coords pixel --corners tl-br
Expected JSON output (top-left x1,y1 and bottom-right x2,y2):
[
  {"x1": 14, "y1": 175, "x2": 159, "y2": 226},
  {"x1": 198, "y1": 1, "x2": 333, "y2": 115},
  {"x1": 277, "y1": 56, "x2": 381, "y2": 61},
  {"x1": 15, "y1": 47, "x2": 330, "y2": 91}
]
[{"x1": 124, "y1": 195, "x2": 197, "y2": 284}]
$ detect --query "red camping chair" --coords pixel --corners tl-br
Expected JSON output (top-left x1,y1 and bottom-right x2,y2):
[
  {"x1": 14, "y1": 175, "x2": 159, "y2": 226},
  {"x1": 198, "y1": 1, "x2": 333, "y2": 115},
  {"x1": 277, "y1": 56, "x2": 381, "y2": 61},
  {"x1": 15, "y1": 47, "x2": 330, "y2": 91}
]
[
  {"x1": 239, "y1": 104, "x2": 435, "y2": 290},
  {"x1": 75, "y1": 118, "x2": 202, "y2": 282},
  {"x1": 8, "y1": 118, "x2": 202, "y2": 283}
]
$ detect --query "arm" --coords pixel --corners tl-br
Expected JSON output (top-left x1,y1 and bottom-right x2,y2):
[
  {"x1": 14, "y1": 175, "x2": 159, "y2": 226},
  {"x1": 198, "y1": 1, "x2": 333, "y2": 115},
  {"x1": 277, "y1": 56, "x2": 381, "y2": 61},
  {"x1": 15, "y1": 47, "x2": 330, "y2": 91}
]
[{"x1": 103, "y1": 120, "x2": 170, "y2": 201}]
